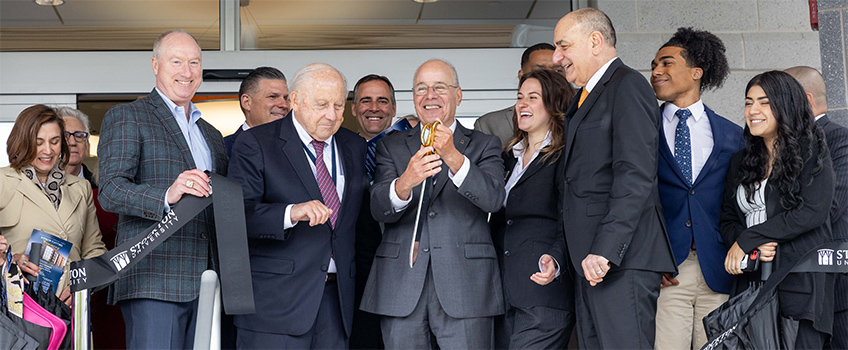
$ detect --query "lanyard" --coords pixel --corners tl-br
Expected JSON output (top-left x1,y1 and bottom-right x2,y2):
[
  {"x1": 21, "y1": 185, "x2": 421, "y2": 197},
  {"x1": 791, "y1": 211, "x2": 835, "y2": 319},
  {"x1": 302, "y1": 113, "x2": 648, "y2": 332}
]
[{"x1": 302, "y1": 139, "x2": 337, "y2": 185}]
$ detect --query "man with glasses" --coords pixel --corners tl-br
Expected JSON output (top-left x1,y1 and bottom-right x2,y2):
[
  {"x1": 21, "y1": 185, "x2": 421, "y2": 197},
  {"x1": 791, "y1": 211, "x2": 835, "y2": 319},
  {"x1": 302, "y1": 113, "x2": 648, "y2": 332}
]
[{"x1": 361, "y1": 59, "x2": 506, "y2": 349}]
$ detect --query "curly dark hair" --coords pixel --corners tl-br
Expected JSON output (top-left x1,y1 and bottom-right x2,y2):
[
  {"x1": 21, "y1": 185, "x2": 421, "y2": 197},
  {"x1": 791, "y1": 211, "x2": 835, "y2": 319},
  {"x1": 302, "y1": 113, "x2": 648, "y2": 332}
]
[
  {"x1": 505, "y1": 70, "x2": 576, "y2": 162},
  {"x1": 736, "y1": 71, "x2": 827, "y2": 209},
  {"x1": 661, "y1": 27, "x2": 729, "y2": 92}
]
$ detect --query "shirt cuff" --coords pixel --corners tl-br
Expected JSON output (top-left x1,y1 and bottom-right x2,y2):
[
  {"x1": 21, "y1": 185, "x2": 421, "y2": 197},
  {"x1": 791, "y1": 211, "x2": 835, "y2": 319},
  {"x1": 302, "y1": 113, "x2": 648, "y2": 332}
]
[
  {"x1": 448, "y1": 156, "x2": 470, "y2": 187},
  {"x1": 163, "y1": 188, "x2": 171, "y2": 213},
  {"x1": 284, "y1": 204, "x2": 296, "y2": 230},
  {"x1": 390, "y1": 178, "x2": 412, "y2": 211},
  {"x1": 538, "y1": 255, "x2": 561, "y2": 278}
]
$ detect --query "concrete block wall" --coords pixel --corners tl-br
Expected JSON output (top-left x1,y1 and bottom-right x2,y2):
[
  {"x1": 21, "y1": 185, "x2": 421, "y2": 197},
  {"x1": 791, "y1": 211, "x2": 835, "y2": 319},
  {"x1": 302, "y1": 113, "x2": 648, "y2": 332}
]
[
  {"x1": 598, "y1": 0, "x2": 822, "y2": 126},
  {"x1": 818, "y1": 0, "x2": 848, "y2": 126}
]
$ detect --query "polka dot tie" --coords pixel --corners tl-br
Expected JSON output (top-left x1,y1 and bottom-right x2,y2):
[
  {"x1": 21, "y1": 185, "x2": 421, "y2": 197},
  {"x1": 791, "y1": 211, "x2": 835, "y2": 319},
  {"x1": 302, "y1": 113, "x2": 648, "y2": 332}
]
[
  {"x1": 674, "y1": 108, "x2": 693, "y2": 185},
  {"x1": 578, "y1": 89, "x2": 589, "y2": 108}
]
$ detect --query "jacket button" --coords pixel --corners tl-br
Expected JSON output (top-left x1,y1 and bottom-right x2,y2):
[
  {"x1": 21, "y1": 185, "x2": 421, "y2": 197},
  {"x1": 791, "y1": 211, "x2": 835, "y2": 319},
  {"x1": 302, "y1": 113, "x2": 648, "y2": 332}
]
[
  {"x1": 423, "y1": 248, "x2": 429, "y2": 252},
  {"x1": 689, "y1": 189, "x2": 695, "y2": 195},
  {"x1": 507, "y1": 220, "x2": 513, "y2": 225},
  {"x1": 566, "y1": 177, "x2": 571, "y2": 184},
  {"x1": 321, "y1": 265, "x2": 328, "y2": 272},
  {"x1": 429, "y1": 212, "x2": 436, "y2": 218},
  {"x1": 685, "y1": 220, "x2": 692, "y2": 228},
  {"x1": 504, "y1": 251, "x2": 510, "y2": 257}
]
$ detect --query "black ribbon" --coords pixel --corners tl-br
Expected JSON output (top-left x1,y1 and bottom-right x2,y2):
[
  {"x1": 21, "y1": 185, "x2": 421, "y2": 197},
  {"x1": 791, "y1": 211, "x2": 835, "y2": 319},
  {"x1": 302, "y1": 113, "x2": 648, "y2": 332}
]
[{"x1": 67, "y1": 173, "x2": 255, "y2": 315}]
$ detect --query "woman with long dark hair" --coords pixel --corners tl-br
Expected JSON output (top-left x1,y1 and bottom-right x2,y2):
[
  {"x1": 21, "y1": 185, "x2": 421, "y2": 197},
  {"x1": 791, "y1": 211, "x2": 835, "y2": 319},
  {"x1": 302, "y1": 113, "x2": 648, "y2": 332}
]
[
  {"x1": 490, "y1": 69, "x2": 576, "y2": 349},
  {"x1": 720, "y1": 70, "x2": 834, "y2": 348}
]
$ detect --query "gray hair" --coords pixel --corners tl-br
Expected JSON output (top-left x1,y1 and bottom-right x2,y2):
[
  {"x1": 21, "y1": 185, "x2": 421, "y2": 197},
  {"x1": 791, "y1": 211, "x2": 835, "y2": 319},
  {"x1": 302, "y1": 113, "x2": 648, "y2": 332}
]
[
  {"x1": 152, "y1": 29, "x2": 200, "y2": 60},
  {"x1": 415, "y1": 59, "x2": 460, "y2": 87},
  {"x1": 290, "y1": 63, "x2": 348, "y2": 97},
  {"x1": 55, "y1": 107, "x2": 90, "y2": 133}
]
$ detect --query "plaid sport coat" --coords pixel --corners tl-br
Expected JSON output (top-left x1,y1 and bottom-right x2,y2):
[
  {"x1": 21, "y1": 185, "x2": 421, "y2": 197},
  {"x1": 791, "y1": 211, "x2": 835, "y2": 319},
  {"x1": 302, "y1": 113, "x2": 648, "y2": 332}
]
[{"x1": 98, "y1": 89, "x2": 228, "y2": 304}]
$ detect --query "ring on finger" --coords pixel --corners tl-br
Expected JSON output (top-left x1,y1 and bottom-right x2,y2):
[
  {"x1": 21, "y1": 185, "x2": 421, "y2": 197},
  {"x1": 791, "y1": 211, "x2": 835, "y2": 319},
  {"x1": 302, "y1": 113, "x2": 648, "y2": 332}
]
[
  {"x1": 595, "y1": 269, "x2": 603, "y2": 275},
  {"x1": 186, "y1": 179, "x2": 194, "y2": 188}
]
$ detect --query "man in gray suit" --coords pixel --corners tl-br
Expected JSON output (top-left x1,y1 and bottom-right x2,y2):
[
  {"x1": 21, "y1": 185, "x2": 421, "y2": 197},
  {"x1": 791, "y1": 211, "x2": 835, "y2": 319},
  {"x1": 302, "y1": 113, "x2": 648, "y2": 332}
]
[
  {"x1": 474, "y1": 43, "x2": 565, "y2": 148},
  {"x1": 98, "y1": 30, "x2": 228, "y2": 349},
  {"x1": 361, "y1": 59, "x2": 506, "y2": 349}
]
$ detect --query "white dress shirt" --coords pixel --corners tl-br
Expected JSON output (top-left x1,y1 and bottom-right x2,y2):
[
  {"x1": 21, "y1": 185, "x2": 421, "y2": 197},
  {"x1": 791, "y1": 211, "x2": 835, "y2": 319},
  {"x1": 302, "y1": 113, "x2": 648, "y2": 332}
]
[
  {"x1": 662, "y1": 100, "x2": 713, "y2": 181},
  {"x1": 389, "y1": 120, "x2": 471, "y2": 211},
  {"x1": 283, "y1": 112, "x2": 346, "y2": 273},
  {"x1": 583, "y1": 57, "x2": 619, "y2": 94}
]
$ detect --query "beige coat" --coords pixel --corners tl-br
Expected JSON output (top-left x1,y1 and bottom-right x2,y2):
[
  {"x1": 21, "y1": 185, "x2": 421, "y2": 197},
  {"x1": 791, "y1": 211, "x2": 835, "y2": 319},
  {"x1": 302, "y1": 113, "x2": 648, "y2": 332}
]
[{"x1": 0, "y1": 167, "x2": 107, "y2": 295}]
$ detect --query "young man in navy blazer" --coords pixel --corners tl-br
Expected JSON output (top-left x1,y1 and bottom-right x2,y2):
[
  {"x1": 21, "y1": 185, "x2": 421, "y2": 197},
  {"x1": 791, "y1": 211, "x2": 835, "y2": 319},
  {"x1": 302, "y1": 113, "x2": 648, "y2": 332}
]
[{"x1": 650, "y1": 28, "x2": 744, "y2": 350}]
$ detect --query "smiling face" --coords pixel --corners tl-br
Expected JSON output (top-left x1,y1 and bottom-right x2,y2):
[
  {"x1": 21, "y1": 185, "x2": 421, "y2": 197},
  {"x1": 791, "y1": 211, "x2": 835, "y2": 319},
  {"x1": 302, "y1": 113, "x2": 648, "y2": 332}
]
[
  {"x1": 745, "y1": 85, "x2": 779, "y2": 143},
  {"x1": 61, "y1": 116, "x2": 88, "y2": 168},
  {"x1": 291, "y1": 69, "x2": 346, "y2": 142},
  {"x1": 553, "y1": 19, "x2": 596, "y2": 87},
  {"x1": 353, "y1": 79, "x2": 396, "y2": 139},
  {"x1": 413, "y1": 60, "x2": 462, "y2": 126},
  {"x1": 152, "y1": 32, "x2": 202, "y2": 107},
  {"x1": 243, "y1": 78, "x2": 290, "y2": 127},
  {"x1": 650, "y1": 46, "x2": 702, "y2": 107},
  {"x1": 515, "y1": 78, "x2": 552, "y2": 136},
  {"x1": 30, "y1": 121, "x2": 63, "y2": 182}
]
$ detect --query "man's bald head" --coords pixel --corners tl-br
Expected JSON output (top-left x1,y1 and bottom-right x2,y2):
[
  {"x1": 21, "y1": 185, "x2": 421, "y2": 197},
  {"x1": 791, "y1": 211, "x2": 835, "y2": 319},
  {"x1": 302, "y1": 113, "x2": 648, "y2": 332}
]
[{"x1": 784, "y1": 66, "x2": 828, "y2": 116}]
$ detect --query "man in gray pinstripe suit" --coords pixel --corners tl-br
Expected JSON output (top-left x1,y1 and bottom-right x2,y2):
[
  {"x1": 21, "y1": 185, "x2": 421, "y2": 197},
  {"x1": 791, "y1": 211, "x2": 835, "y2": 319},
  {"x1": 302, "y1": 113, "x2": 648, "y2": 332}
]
[{"x1": 98, "y1": 29, "x2": 228, "y2": 349}]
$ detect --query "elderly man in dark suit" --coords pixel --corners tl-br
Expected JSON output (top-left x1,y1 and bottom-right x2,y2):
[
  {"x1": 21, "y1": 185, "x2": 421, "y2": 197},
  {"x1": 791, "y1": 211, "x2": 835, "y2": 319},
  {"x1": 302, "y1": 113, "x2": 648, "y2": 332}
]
[
  {"x1": 228, "y1": 63, "x2": 367, "y2": 349},
  {"x1": 98, "y1": 29, "x2": 228, "y2": 349},
  {"x1": 785, "y1": 65, "x2": 848, "y2": 350},
  {"x1": 552, "y1": 8, "x2": 677, "y2": 349},
  {"x1": 360, "y1": 59, "x2": 506, "y2": 349},
  {"x1": 223, "y1": 66, "x2": 289, "y2": 156}
]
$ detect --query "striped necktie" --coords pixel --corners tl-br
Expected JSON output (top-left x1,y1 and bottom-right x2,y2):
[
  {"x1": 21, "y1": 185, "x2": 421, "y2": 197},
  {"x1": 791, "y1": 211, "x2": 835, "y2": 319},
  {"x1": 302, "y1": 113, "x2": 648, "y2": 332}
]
[{"x1": 311, "y1": 140, "x2": 340, "y2": 228}]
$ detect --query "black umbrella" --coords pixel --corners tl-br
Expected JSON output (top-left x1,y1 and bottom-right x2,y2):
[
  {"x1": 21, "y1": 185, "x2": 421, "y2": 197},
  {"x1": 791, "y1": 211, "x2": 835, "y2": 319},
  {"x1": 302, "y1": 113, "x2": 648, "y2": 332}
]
[{"x1": 701, "y1": 242, "x2": 848, "y2": 350}]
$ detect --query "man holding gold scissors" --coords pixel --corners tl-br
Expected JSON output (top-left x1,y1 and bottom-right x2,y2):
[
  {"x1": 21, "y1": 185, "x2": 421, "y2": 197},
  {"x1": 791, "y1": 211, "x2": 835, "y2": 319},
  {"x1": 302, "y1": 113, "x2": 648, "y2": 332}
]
[{"x1": 361, "y1": 59, "x2": 506, "y2": 349}]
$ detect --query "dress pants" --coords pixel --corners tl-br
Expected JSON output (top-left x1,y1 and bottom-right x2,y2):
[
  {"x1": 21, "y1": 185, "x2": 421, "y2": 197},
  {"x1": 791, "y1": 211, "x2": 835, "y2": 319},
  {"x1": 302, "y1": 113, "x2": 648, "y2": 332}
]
[
  {"x1": 829, "y1": 308, "x2": 848, "y2": 349},
  {"x1": 574, "y1": 269, "x2": 662, "y2": 349},
  {"x1": 381, "y1": 264, "x2": 494, "y2": 349},
  {"x1": 655, "y1": 250, "x2": 729, "y2": 350},
  {"x1": 496, "y1": 304, "x2": 574, "y2": 349},
  {"x1": 119, "y1": 298, "x2": 199, "y2": 350},
  {"x1": 236, "y1": 281, "x2": 347, "y2": 349}
]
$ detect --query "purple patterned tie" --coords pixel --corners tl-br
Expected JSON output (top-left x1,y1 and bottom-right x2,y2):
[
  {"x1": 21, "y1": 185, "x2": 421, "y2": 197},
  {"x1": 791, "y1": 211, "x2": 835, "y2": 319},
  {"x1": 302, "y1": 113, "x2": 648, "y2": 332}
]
[{"x1": 311, "y1": 140, "x2": 340, "y2": 229}]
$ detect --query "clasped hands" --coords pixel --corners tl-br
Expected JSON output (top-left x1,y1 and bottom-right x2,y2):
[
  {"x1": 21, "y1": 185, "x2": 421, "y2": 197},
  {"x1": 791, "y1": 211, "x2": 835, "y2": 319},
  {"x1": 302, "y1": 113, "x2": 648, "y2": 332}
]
[
  {"x1": 396, "y1": 123, "x2": 463, "y2": 201},
  {"x1": 724, "y1": 241, "x2": 777, "y2": 275}
]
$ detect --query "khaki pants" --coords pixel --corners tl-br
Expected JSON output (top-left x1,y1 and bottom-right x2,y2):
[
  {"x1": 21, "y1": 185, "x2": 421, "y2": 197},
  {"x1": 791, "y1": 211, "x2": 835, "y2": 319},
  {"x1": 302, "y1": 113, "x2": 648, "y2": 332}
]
[{"x1": 655, "y1": 250, "x2": 728, "y2": 350}]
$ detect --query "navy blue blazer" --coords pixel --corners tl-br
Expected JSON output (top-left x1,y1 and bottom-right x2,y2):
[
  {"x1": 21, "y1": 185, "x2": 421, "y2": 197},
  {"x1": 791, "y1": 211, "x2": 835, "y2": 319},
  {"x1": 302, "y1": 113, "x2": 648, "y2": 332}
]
[
  {"x1": 223, "y1": 126, "x2": 244, "y2": 158},
  {"x1": 657, "y1": 104, "x2": 743, "y2": 294},
  {"x1": 227, "y1": 116, "x2": 368, "y2": 336}
]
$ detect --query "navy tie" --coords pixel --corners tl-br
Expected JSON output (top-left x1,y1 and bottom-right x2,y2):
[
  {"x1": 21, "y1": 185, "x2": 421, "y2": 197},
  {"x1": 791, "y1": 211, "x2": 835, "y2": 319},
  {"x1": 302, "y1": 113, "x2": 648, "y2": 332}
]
[
  {"x1": 674, "y1": 108, "x2": 693, "y2": 185},
  {"x1": 365, "y1": 140, "x2": 377, "y2": 181}
]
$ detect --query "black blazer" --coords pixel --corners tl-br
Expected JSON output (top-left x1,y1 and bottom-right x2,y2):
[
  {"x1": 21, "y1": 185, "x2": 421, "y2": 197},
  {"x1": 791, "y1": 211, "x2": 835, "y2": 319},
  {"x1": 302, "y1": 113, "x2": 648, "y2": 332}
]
[
  {"x1": 491, "y1": 149, "x2": 573, "y2": 310},
  {"x1": 228, "y1": 115, "x2": 368, "y2": 337},
  {"x1": 818, "y1": 115, "x2": 848, "y2": 313},
  {"x1": 558, "y1": 58, "x2": 676, "y2": 275},
  {"x1": 720, "y1": 137, "x2": 834, "y2": 333}
]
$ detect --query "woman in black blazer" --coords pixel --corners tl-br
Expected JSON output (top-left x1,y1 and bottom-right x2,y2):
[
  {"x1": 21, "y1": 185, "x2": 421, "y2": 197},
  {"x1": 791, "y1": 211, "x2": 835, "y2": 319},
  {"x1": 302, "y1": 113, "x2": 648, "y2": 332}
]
[
  {"x1": 720, "y1": 70, "x2": 834, "y2": 348},
  {"x1": 490, "y1": 69, "x2": 576, "y2": 349}
]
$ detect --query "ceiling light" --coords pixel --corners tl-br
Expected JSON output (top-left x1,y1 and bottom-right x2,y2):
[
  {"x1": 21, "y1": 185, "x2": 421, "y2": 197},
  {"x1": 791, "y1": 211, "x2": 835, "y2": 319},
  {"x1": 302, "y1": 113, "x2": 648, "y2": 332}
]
[
  {"x1": 412, "y1": 0, "x2": 438, "y2": 3},
  {"x1": 35, "y1": 0, "x2": 64, "y2": 6}
]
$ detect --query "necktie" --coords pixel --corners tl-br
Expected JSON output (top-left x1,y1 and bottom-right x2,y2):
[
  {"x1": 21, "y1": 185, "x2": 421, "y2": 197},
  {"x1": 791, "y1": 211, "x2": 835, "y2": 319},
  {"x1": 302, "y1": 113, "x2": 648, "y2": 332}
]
[
  {"x1": 311, "y1": 140, "x2": 341, "y2": 229},
  {"x1": 674, "y1": 109, "x2": 693, "y2": 185},
  {"x1": 578, "y1": 89, "x2": 589, "y2": 108},
  {"x1": 365, "y1": 140, "x2": 377, "y2": 181}
]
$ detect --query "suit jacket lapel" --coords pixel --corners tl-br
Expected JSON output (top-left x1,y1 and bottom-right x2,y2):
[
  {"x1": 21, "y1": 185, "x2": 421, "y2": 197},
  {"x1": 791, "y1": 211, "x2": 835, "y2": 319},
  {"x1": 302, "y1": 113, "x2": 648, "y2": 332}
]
[
  {"x1": 198, "y1": 119, "x2": 227, "y2": 174},
  {"x1": 147, "y1": 90, "x2": 196, "y2": 169},
  {"x1": 15, "y1": 176, "x2": 62, "y2": 225},
  {"x1": 279, "y1": 117, "x2": 323, "y2": 202},
  {"x1": 430, "y1": 123, "x2": 471, "y2": 203},
  {"x1": 337, "y1": 133, "x2": 356, "y2": 212},
  {"x1": 57, "y1": 180, "x2": 83, "y2": 224},
  {"x1": 563, "y1": 58, "x2": 622, "y2": 164},
  {"x1": 693, "y1": 106, "x2": 722, "y2": 186},
  {"x1": 515, "y1": 152, "x2": 548, "y2": 187}
]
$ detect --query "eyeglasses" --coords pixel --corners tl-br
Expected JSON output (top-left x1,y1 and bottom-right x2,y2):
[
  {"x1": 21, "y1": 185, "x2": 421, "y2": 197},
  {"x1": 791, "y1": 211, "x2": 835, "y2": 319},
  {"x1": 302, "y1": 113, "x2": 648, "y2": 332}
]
[
  {"x1": 412, "y1": 83, "x2": 458, "y2": 96},
  {"x1": 64, "y1": 131, "x2": 90, "y2": 142}
]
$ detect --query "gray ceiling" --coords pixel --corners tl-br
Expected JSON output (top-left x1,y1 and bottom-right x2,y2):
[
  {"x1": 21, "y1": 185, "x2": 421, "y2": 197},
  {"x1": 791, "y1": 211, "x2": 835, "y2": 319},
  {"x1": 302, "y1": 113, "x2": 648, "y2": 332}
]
[{"x1": 0, "y1": 0, "x2": 570, "y2": 51}]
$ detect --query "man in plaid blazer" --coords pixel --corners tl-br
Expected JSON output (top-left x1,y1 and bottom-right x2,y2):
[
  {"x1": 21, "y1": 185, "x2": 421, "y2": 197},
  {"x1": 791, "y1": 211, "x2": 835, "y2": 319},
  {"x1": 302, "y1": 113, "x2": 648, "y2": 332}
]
[{"x1": 98, "y1": 30, "x2": 228, "y2": 349}]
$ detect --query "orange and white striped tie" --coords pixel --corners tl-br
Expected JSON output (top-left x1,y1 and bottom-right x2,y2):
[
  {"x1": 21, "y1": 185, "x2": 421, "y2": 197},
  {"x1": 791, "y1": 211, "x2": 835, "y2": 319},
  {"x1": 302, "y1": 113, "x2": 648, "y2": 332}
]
[{"x1": 578, "y1": 89, "x2": 589, "y2": 108}]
